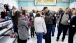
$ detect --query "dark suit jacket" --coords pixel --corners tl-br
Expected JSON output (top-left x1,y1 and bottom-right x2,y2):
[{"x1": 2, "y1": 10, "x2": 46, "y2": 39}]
[{"x1": 70, "y1": 16, "x2": 76, "y2": 29}]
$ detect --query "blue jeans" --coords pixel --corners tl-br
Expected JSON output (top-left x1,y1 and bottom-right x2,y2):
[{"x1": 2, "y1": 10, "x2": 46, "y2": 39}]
[
  {"x1": 52, "y1": 24, "x2": 56, "y2": 36},
  {"x1": 45, "y1": 24, "x2": 52, "y2": 43},
  {"x1": 37, "y1": 32, "x2": 44, "y2": 43}
]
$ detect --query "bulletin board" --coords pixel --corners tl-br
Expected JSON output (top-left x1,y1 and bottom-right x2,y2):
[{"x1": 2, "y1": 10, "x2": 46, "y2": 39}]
[{"x1": 35, "y1": 0, "x2": 56, "y2": 5}]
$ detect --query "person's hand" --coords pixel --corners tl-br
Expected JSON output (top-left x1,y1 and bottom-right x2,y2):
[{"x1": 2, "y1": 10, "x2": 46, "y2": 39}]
[
  {"x1": 44, "y1": 31, "x2": 47, "y2": 35},
  {"x1": 68, "y1": 20, "x2": 70, "y2": 23}
]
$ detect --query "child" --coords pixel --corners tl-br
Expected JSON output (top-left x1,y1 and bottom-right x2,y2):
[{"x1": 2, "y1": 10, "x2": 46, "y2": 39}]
[{"x1": 30, "y1": 17, "x2": 35, "y2": 38}]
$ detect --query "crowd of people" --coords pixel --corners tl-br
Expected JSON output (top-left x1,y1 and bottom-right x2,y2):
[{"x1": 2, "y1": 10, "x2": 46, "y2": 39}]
[
  {"x1": 12, "y1": 6, "x2": 76, "y2": 43},
  {"x1": 0, "y1": 4, "x2": 12, "y2": 22},
  {"x1": 0, "y1": 4, "x2": 76, "y2": 43}
]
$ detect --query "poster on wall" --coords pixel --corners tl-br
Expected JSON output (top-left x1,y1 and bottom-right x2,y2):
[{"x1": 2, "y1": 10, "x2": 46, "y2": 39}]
[{"x1": 35, "y1": 0, "x2": 56, "y2": 5}]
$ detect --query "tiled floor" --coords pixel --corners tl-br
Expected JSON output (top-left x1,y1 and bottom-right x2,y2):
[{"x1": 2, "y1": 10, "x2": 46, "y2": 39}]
[{"x1": 27, "y1": 27, "x2": 76, "y2": 43}]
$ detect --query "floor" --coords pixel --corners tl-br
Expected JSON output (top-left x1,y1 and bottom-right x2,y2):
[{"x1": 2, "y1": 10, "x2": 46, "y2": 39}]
[{"x1": 27, "y1": 27, "x2": 76, "y2": 43}]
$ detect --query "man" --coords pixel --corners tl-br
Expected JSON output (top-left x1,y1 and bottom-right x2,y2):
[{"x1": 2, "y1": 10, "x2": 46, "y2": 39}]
[
  {"x1": 57, "y1": 8, "x2": 64, "y2": 15},
  {"x1": 43, "y1": 7, "x2": 53, "y2": 43},
  {"x1": 56, "y1": 7, "x2": 71, "y2": 42}
]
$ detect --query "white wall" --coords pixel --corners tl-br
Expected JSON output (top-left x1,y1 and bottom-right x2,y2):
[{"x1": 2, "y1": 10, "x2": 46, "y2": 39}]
[{"x1": 0, "y1": 0, "x2": 19, "y2": 9}]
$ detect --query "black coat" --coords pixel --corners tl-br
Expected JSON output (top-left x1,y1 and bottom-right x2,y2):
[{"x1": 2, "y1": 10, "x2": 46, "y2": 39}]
[
  {"x1": 53, "y1": 15, "x2": 56, "y2": 25},
  {"x1": 1, "y1": 12, "x2": 6, "y2": 19},
  {"x1": 70, "y1": 16, "x2": 76, "y2": 29},
  {"x1": 45, "y1": 10, "x2": 53, "y2": 24}
]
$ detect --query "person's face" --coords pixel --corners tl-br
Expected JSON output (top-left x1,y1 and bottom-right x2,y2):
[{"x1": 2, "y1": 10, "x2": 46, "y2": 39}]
[
  {"x1": 59, "y1": 8, "x2": 63, "y2": 11},
  {"x1": 21, "y1": 14, "x2": 26, "y2": 18},
  {"x1": 60, "y1": 8, "x2": 62, "y2": 10},
  {"x1": 72, "y1": 10, "x2": 76, "y2": 15},
  {"x1": 44, "y1": 8, "x2": 48, "y2": 12},
  {"x1": 65, "y1": 8, "x2": 70, "y2": 13}
]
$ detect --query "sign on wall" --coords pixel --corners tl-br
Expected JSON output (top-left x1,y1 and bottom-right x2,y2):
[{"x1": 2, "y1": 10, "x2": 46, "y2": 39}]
[{"x1": 35, "y1": 0, "x2": 56, "y2": 5}]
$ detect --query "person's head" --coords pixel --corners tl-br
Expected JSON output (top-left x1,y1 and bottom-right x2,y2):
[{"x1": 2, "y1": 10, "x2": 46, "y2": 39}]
[
  {"x1": 65, "y1": 7, "x2": 70, "y2": 13},
  {"x1": 36, "y1": 13, "x2": 41, "y2": 17},
  {"x1": 72, "y1": 10, "x2": 76, "y2": 15},
  {"x1": 71, "y1": 8, "x2": 75, "y2": 12},
  {"x1": 52, "y1": 11, "x2": 55, "y2": 15},
  {"x1": 12, "y1": 6, "x2": 16, "y2": 10},
  {"x1": 22, "y1": 10, "x2": 26, "y2": 16},
  {"x1": 14, "y1": 11, "x2": 21, "y2": 26},
  {"x1": 32, "y1": 9, "x2": 36, "y2": 13},
  {"x1": 21, "y1": 7, "x2": 23, "y2": 10},
  {"x1": 72, "y1": 8, "x2": 75, "y2": 10},
  {"x1": 59, "y1": 8, "x2": 63, "y2": 11},
  {"x1": 43, "y1": 7, "x2": 48, "y2": 12},
  {"x1": 21, "y1": 7, "x2": 22, "y2": 9},
  {"x1": 4, "y1": 4, "x2": 6, "y2": 6}
]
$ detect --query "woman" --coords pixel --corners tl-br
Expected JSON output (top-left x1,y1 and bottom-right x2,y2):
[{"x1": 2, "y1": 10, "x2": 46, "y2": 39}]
[
  {"x1": 1, "y1": 9, "x2": 6, "y2": 19},
  {"x1": 18, "y1": 10, "x2": 29, "y2": 43},
  {"x1": 12, "y1": 6, "x2": 16, "y2": 21},
  {"x1": 34, "y1": 13, "x2": 47, "y2": 43},
  {"x1": 68, "y1": 10, "x2": 76, "y2": 43},
  {"x1": 13, "y1": 11, "x2": 21, "y2": 43},
  {"x1": 14, "y1": 10, "x2": 29, "y2": 43}
]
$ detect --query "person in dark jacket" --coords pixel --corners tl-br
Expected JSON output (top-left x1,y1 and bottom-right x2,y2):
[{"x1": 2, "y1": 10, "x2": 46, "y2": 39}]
[
  {"x1": 4, "y1": 4, "x2": 7, "y2": 9},
  {"x1": 57, "y1": 8, "x2": 64, "y2": 15},
  {"x1": 56, "y1": 8, "x2": 71, "y2": 42},
  {"x1": 51, "y1": 11, "x2": 56, "y2": 36},
  {"x1": 68, "y1": 10, "x2": 76, "y2": 43},
  {"x1": 1, "y1": 9, "x2": 6, "y2": 19},
  {"x1": 43, "y1": 7, "x2": 53, "y2": 43},
  {"x1": 5, "y1": 4, "x2": 10, "y2": 12}
]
